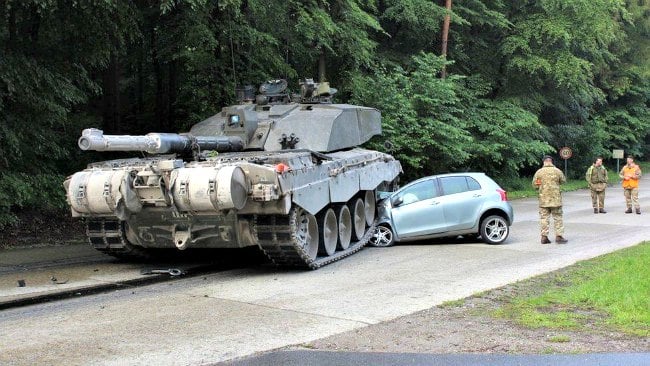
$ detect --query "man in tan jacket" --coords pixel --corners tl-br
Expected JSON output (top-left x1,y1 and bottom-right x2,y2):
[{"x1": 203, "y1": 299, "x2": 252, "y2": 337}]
[
  {"x1": 585, "y1": 157, "x2": 608, "y2": 214},
  {"x1": 532, "y1": 156, "x2": 568, "y2": 244}
]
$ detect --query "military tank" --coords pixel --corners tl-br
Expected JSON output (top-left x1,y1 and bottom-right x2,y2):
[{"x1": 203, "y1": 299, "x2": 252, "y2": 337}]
[{"x1": 64, "y1": 79, "x2": 401, "y2": 269}]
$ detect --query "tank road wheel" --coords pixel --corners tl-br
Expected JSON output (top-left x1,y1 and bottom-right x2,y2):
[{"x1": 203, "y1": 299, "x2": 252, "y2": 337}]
[
  {"x1": 292, "y1": 206, "x2": 319, "y2": 260},
  {"x1": 334, "y1": 205, "x2": 352, "y2": 250},
  {"x1": 349, "y1": 197, "x2": 366, "y2": 241},
  {"x1": 317, "y1": 208, "x2": 338, "y2": 256},
  {"x1": 364, "y1": 190, "x2": 376, "y2": 226}
]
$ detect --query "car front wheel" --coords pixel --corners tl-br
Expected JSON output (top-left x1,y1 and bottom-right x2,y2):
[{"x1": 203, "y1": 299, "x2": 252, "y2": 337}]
[
  {"x1": 480, "y1": 215, "x2": 509, "y2": 244},
  {"x1": 369, "y1": 225, "x2": 394, "y2": 247}
]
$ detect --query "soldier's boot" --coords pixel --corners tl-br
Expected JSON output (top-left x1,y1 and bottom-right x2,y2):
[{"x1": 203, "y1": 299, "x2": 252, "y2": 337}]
[
  {"x1": 555, "y1": 236, "x2": 568, "y2": 244},
  {"x1": 593, "y1": 208, "x2": 598, "y2": 214},
  {"x1": 625, "y1": 208, "x2": 633, "y2": 214},
  {"x1": 636, "y1": 208, "x2": 641, "y2": 215},
  {"x1": 599, "y1": 208, "x2": 607, "y2": 214},
  {"x1": 541, "y1": 236, "x2": 551, "y2": 244}
]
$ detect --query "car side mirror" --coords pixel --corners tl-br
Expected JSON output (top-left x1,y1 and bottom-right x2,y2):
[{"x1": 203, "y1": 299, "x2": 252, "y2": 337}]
[{"x1": 392, "y1": 196, "x2": 403, "y2": 207}]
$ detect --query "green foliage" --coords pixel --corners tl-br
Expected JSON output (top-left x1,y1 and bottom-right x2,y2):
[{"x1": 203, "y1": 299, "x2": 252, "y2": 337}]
[
  {"x1": 349, "y1": 53, "x2": 471, "y2": 178},
  {"x1": 501, "y1": 0, "x2": 625, "y2": 110},
  {"x1": 0, "y1": 1, "x2": 137, "y2": 227},
  {"x1": 458, "y1": 80, "x2": 553, "y2": 175},
  {"x1": 0, "y1": 172, "x2": 67, "y2": 227},
  {"x1": 351, "y1": 53, "x2": 552, "y2": 180},
  {"x1": 0, "y1": 0, "x2": 648, "y2": 228}
]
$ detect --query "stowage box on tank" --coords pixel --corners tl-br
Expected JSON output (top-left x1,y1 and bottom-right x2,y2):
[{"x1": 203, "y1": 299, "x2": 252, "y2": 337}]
[{"x1": 64, "y1": 79, "x2": 401, "y2": 269}]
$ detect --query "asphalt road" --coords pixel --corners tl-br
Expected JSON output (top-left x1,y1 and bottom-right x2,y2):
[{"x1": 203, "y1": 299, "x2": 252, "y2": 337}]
[{"x1": 0, "y1": 178, "x2": 648, "y2": 365}]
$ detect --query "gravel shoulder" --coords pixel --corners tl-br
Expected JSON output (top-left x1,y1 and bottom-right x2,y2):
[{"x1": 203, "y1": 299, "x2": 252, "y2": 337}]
[{"x1": 297, "y1": 267, "x2": 649, "y2": 354}]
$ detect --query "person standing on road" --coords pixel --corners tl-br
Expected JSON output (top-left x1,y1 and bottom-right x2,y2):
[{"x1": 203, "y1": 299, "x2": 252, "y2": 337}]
[
  {"x1": 585, "y1": 157, "x2": 608, "y2": 214},
  {"x1": 619, "y1": 156, "x2": 642, "y2": 214},
  {"x1": 533, "y1": 155, "x2": 568, "y2": 244}
]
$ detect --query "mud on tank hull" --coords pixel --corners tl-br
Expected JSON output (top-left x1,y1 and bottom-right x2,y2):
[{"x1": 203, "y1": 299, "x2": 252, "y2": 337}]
[{"x1": 65, "y1": 148, "x2": 401, "y2": 269}]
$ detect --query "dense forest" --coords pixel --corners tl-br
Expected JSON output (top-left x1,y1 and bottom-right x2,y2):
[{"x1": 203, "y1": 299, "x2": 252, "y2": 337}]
[{"x1": 0, "y1": 0, "x2": 649, "y2": 227}]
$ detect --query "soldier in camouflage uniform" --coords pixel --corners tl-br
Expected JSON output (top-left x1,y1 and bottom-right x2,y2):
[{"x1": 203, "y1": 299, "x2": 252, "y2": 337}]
[
  {"x1": 585, "y1": 157, "x2": 608, "y2": 214},
  {"x1": 532, "y1": 155, "x2": 568, "y2": 244}
]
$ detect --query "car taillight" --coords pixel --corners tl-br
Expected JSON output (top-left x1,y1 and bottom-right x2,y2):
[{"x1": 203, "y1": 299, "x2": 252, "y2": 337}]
[{"x1": 497, "y1": 188, "x2": 507, "y2": 201}]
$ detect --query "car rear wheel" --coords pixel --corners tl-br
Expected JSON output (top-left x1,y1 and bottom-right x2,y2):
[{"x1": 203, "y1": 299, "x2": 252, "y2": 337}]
[
  {"x1": 369, "y1": 224, "x2": 394, "y2": 247},
  {"x1": 480, "y1": 215, "x2": 509, "y2": 244}
]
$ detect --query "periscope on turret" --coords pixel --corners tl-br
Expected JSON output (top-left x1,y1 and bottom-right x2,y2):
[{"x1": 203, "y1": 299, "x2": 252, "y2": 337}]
[{"x1": 64, "y1": 79, "x2": 402, "y2": 269}]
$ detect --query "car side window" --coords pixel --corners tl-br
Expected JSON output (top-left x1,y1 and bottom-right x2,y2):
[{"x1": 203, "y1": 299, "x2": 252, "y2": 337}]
[
  {"x1": 397, "y1": 180, "x2": 436, "y2": 205},
  {"x1": 440, "y1": 176, "x2": 470, "y2": 196},
  {"x1": 467, "y1": 177, "x2": 481, "y2": 191}
]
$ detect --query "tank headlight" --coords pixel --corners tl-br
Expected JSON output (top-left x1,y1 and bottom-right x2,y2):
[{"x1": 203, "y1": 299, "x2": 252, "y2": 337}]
[{"x1": 229, "y1": 115, "x2": 240, "y2": 126}]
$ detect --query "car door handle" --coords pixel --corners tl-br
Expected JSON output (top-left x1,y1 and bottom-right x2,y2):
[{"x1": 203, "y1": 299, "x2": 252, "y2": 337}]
[
  {"x1": 431, "y1": 201, "x2": 440, "y2": 205},
  {"x1": 472, "y1": 194, "x2": 482, "y2": 197}
]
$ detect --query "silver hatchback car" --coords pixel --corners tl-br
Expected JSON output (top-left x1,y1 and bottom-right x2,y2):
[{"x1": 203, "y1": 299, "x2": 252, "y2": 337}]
[{"x1": 370, "y1": 173, "x2": 514, "y2": 247}]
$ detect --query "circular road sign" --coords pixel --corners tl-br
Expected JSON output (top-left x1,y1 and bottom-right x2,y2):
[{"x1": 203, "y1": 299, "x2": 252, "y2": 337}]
[{"x1": 559, "y1": 146, "x2": 573, "y2": 160}]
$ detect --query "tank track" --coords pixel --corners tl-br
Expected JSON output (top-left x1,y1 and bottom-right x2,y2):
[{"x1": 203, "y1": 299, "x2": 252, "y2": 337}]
[
  {"x1": 252, "y1": 214, "x2": 376, "y2": 270},
  {"x1": 85, "y1": 219, "x2": 152, "y2": 260},
  {"x1": 86, "y1": 216, "x2": 374, "y2": 268}
]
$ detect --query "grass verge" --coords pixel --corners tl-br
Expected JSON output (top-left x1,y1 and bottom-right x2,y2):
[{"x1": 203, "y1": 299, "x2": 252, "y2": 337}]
[{"x1": 494, "y1": 242, "x2": 650, "y2": 337}]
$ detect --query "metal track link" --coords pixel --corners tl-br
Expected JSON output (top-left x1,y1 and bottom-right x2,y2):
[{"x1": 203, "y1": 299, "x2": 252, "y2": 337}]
[
  {"x1": 85, "y1": 219, "x2": 150, "y2": 260},
  {"x1": 86, "y1": 219, "x2": 127, "y2": 250},
  {"x1": 253, "y1": 215, "x2": 375, "y2": 270}
]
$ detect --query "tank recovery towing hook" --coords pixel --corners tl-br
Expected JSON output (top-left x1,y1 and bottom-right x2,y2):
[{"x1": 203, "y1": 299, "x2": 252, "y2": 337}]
[{"x1": 140, "y1": 268, "x2": 184, "y2": 276}]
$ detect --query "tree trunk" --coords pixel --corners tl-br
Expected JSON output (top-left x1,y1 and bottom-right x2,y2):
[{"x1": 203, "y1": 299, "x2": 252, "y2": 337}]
[
  {"x1": 28, "y1": 4, "x2": 40, "y2": 45},
  {"x1": 102, "y1": 53, "x2": 120, "y2": 133},
  {"x1": 152, "y1": 29, "x2": 165, "y2": 130},
  {"x1": 137, "y1": 47, "x2": 144, "y2": 114},
  {"x1": 318, "y1": 48, "x2": 326, "y2": 82},
  {"x1": 167, "y1": 60, "x2": 177, "y2": 129},
  {"x1": 7, "y1": 0, "x2": 16, "y2": 50},
  {"x1": 0, "y1": 0, "x2": 6, "y2": 41},
  {"x1": 440, "y1": 0, "x2": 452, "y2": 78}
]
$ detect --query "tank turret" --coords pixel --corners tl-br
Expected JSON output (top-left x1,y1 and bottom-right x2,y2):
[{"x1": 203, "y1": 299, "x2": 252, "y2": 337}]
[{"x1": 64, "y1": 79, "x2": 401, "y2": 269}]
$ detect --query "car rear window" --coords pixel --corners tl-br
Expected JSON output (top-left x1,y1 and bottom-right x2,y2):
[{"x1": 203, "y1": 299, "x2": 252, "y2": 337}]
[
  {"x1": 440, "y1": 176, "x2": 482, "y2": 195},
  {"x1": 467, "y1": 177, "x2": 481, "y2": 191}
]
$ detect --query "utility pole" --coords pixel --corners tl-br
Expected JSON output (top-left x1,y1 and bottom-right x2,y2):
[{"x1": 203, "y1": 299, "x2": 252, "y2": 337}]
[{"x1": 440, "y1": 0, "x2": 452, "y2": 78}]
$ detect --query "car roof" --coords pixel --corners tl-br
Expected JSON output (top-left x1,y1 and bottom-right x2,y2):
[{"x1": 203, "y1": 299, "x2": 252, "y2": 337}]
[
  {"x1": 395, "y1": 172, "x2": 504, "y2": 192},
  {"x1": 405, "y1": 172, "x2": 489, "y2": 185}
]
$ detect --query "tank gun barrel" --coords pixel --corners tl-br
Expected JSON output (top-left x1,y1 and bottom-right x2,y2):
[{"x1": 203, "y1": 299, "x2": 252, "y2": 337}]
[{"x1": 78, "y1": 128, "x2": 244, "y2": 154}]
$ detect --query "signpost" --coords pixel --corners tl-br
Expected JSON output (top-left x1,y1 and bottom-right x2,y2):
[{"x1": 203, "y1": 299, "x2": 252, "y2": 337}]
[
  {"x1": 559, "y1": 146, "x2": 572, "y2": 177},
  {"x1": 613, "y1": 149, "x2": 624, "y2": 176}
]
